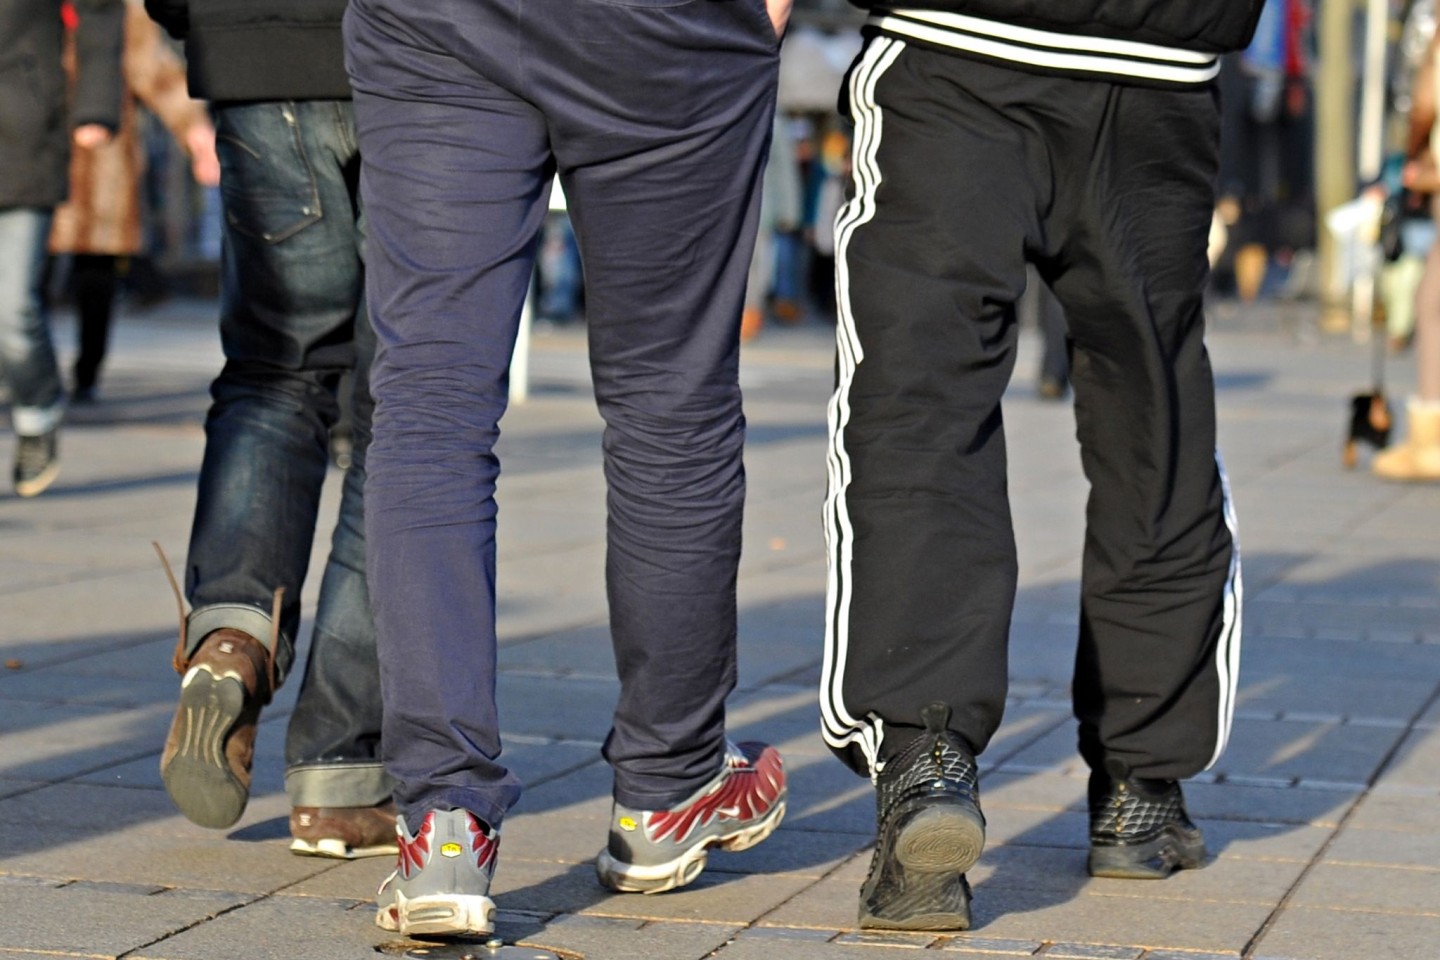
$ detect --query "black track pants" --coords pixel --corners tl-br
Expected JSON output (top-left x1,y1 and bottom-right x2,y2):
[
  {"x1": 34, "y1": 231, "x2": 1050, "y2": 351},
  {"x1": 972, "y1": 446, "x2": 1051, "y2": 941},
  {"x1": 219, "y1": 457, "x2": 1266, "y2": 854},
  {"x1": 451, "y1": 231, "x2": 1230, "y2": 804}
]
[{"x1": 822, "y1": 39, "x2": 1241, "y2": 783}]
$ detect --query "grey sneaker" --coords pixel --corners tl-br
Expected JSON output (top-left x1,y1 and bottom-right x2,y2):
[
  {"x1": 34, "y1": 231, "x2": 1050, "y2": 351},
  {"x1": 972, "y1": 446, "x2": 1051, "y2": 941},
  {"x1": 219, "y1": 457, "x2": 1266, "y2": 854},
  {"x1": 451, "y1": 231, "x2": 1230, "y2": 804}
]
[
  {"x1": 595, "y1": 740, "x2": 786, "y2": 894},
  {"x1": 375, "y1": 809, "x2": 499, "y2": 937},
  {"x1": 14, "y1": 430, "x2": 59, "y2": 497},
  {"x1": 859, "y1": 702, "x2": 985, "y2": 931},
  {"x1": 1087, "y1": 773, "x2": 1206, "y2": 879}
]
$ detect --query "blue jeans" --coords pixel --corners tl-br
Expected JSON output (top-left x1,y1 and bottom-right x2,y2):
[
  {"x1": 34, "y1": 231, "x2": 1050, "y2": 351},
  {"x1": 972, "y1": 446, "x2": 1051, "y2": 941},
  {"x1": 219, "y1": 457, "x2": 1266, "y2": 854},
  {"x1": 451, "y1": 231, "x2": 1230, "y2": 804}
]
[
  {"x1": 183, "y1": 100, "x2": 391, "y2": 808},
  {"x1": 0, "y1": 207, "x2": 65, "y2": 436}
]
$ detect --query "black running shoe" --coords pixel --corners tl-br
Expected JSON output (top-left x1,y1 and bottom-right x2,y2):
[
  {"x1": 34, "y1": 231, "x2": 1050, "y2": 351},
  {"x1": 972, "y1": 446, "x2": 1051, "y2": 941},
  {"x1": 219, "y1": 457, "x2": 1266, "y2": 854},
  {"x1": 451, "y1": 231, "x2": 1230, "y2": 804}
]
[
  {"x1": 859, "y1": 702, "x2": 985, "y2": 931},
  {"x1": 1087, "y1": 772, "x2": 1206, "y2": 879}
]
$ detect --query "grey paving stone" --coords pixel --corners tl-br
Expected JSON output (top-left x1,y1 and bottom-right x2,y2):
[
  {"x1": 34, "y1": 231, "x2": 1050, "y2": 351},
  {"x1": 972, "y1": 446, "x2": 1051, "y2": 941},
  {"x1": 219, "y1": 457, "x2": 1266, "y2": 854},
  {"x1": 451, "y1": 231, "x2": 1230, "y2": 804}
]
[
  {"x1": 276, "y1": 855, "x2": 392, "y2": 904},
  {"x1": 756, "y1": 854, "x2": 870, "y2": 931},
  {"x1": 1210, "y1": 717, "x2": 1403, "y2": 786},
  {"x1": 934, "y1": 935, "x2": 1043, "y2": 954},
  {"x1": 518, "y1": 916, "x2": 742, "y2": 960},
  {"x1": 969, "y1": 887, "x2": 1271, "y2": 955},
  {"x1": 0, "y1": 883, "x2": 247, "y2": 955},
  {"x1": 1286, "y1": 862, "x2": 1440, "y2": 915},
  {"x1": 735, "y1": 926, "x2": 837, "y2": 941},
  {"x1": 125, "y1": 890, "x2": 390, "y2": 960},
  {"x1": 1344, "y1": 789, "x2": 1440, "y2": 831},
  {"x1": 1044, "y1": 945, "x2": 1143, "y2": 960},
  {"x1": 832, "y1": 931, "x2": 938, "y2": 948},
  {"x1": 494, "y1": 673, "x2": 619, "y2": 743},
  {"x1": 1143, "y1": 952, "x2": 1239, "y2": 960},
  {"x1": 1323, "y1": 823, "x2": 1440, "y2": 869},
  {"x1": 1253, "y1": 905, "x2": 1440, "y2": 960},
  {"x1": 1182, "y1": 780, "x2": 1355, "y2": 827},
  {"x1": 1373, "y1": 727, "x2": 1440, "y2": 789}
]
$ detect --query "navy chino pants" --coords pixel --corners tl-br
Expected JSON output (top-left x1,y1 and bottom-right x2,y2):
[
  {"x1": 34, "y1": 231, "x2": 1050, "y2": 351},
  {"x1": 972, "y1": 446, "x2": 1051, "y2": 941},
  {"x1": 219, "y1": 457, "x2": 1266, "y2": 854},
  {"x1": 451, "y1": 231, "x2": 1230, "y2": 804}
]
[{"x1": 345, "y1": 0, "x2": 781, "y2": 828}]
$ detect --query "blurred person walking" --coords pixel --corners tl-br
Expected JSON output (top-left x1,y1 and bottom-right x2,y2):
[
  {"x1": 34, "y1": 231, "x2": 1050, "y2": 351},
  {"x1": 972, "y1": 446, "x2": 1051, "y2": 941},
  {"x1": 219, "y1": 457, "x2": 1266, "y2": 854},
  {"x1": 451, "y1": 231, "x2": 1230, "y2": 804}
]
[
  {"x1": 1377, "y1": 26, "x2": 1440, "y2": 482},
  {"x1": 49, "y1": 0, "x2": 219, "y2": 405},
  {"x1": 0, "y1": 0, "x2": 123, "y2": 496},
  {"x1": 823, "y1": 0, "x2": 1253, "y2": 930},
  {"x1": 345, "y1": 0, "x2": 792, "y2": 937},
  {"x1": 146, "y1": 0, "x2": 396, "y2": 859}
]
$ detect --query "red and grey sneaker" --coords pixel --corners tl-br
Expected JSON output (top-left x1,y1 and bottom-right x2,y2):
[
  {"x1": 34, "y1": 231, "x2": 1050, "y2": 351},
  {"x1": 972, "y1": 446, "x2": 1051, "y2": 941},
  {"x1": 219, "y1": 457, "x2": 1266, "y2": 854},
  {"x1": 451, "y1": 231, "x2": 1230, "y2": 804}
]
[
  {"x1": 375, "y1": 809, "x2": 499, "y2": 937},
  {"x1": 595, "y1": 740, "x2": 786, "y2": 894}
]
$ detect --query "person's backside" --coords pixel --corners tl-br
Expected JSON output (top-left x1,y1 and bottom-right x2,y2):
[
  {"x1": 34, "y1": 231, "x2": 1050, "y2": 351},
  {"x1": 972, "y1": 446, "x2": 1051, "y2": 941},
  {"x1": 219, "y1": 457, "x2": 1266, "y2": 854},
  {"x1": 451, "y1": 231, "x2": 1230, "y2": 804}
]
[
  {"x1": 145, "y1": 0, "x2": 397, "y2": 862},
  {"x1": 821, "y1": 0, "x2": 1259, "y2": 930}
]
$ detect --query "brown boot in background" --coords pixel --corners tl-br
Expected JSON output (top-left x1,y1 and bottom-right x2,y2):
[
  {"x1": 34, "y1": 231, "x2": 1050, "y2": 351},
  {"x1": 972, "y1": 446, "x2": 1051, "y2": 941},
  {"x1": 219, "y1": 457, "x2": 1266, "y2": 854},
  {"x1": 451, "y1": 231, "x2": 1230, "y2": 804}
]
[{"x1": 290, "y1": 801, "x2": 399, "y2": 859}]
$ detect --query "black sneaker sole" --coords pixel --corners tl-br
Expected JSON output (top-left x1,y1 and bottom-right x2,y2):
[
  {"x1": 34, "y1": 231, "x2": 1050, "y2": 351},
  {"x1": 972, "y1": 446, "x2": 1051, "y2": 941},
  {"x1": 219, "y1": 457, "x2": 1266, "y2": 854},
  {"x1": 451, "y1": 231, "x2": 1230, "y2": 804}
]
[
  {"x1": 859, "y1": 798, "x2": 985, "y2": 930},
  {"x1": 1088, "y1": 825, "x2": 1207, "y2": 879},
  {"x1": 161, "y1": 667, "x2": 250, "y2": 829}
]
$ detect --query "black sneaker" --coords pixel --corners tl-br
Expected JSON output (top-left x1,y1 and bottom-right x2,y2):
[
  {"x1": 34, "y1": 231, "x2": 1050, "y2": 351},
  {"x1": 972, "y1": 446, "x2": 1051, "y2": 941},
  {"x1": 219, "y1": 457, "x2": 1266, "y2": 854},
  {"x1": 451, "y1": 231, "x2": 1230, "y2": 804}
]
[
  {"x1": 13, "y1": 430, "x2": 59, "y2": 497},
  {"x1": 859, "y1": 702, "x2": 985, "y2": 931},
  {"x1": 1087, "y1": 772, "x2": 1206, "y2": 879}
]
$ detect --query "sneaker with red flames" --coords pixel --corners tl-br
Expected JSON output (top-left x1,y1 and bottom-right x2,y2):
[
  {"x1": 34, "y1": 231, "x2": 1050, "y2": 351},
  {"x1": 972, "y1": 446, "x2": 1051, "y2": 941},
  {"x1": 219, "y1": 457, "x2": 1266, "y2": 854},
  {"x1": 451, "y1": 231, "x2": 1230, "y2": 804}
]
[
  {"x1": 595, "y1": 740, "x2": 786, "y2": 894},
  {"x1": 375, "y1": 808, "x2": 499, "y2": 937}
]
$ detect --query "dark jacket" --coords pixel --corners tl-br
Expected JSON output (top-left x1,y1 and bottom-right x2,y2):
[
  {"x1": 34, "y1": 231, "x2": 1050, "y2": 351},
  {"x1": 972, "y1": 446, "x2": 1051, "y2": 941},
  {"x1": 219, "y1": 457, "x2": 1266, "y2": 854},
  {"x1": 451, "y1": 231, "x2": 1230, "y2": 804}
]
[
  {"x1": 0, "y1": 0, "x2": 124, "y2": 208},
  {"x1": 852, "y1": 0, "x2": 1266, "y2": 55},
  {"x1": 144, "y1": 0, "x2": 350, "y2": 102}
]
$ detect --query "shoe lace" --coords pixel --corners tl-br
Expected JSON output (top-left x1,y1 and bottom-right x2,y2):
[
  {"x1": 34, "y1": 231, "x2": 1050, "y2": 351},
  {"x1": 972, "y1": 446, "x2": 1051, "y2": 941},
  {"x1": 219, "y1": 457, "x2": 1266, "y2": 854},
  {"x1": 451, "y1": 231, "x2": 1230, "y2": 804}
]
[{"x1": 152, "y1": 540, "x2": 281, "y2": 694}]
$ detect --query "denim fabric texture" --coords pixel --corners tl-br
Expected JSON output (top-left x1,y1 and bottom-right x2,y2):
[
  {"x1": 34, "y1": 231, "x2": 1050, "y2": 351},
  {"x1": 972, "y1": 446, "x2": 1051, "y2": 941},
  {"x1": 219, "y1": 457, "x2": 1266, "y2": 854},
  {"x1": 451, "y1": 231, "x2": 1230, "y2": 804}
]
[
  {"x1": 0, "y1": 206, "x2": 65, "y2": 436},
  {"x1": 183, "y1": 100, "x2": 391, "y2": 808}
]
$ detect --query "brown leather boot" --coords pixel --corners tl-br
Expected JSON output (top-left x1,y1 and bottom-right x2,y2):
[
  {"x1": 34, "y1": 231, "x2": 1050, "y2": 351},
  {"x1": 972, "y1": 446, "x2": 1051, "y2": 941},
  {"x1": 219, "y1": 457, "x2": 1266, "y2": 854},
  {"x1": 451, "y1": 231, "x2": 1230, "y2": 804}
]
[
  {"x1": 160, "y1": 628, "x2": 274, "y2": 828},
  {"x1": 290, "y1": 800, "x2": 399, "y2": 859}
]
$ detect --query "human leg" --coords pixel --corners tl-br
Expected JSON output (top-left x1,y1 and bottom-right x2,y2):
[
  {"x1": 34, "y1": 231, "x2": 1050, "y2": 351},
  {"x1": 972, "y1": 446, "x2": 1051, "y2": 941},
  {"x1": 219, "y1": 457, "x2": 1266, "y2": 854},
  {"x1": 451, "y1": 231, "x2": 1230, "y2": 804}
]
[
  {"x1": 346, "y1": 0, "x2": 557, "y2": 932},
  {"x1": 1044, "y1": 80, "x2": 1236, "y2": 876},
  {"x1": 161, "y1": 99, "x2": 368, "y2": 829},
  {"x1": 70, "y1": 253, "x2": 118, "y2": 399},
  {"x1": 0, "y1": 206, "x2": 64, "y2": 496},
  {"x1": 826, "y1": 45, "x2": 1047, "y2": 929},
  {"x1": 522, "y1": 0, "x2": 787, "y2": 891},
  {"x1": 1374, "y1": 202, "x2": 1440, "y2": 480}
]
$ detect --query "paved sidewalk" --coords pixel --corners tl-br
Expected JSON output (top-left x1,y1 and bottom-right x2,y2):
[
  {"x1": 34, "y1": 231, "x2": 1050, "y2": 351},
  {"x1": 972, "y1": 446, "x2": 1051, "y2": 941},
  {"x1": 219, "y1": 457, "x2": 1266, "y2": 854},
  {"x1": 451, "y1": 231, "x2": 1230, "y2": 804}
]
[{"x1": 1, "y1": 298, "x2": 1438, "y2": 960}]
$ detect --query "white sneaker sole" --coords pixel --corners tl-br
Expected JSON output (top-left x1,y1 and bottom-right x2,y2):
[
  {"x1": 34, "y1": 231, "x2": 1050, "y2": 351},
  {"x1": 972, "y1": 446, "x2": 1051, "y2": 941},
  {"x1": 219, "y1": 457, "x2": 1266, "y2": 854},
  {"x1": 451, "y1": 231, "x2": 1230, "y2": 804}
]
[
  {"x1": 595, "y1": 798, "x2": 787, "y2": 894},
  {"x1": 375, "y1": 891, "x2": 496, "y2": 936},
  {"x1": 290, "y1": 836, "x2": 398, "y2": 860}
]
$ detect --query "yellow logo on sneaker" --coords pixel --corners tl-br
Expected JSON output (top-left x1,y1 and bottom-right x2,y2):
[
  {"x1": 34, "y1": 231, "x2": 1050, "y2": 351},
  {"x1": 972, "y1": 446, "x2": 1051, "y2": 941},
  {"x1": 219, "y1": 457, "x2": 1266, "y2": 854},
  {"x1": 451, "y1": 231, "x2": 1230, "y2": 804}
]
[
  {"x1": 440, "y1": 842, "x2": 463, "y2": 858},
  {"x1": 618, "y1": 816, "x2": 638, "y2": 832}
]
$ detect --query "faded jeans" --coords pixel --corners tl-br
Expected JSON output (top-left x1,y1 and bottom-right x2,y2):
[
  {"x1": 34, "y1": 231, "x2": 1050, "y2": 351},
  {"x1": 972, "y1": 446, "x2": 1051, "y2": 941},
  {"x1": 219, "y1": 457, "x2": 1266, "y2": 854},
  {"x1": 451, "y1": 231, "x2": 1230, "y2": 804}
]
[
  {"x1": 0, "y1": 207, "x2": 65, "y2": 436},
  {"x1": 182, "y1": 100, "x2": 391, "y2": 808}
]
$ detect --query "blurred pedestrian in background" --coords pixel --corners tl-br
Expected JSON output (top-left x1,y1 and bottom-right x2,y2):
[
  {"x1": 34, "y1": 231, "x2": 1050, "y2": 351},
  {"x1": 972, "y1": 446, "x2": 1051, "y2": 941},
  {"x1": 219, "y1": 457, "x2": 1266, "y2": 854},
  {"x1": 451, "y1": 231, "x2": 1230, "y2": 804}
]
[
  {"x1": 49, "y1": 0, "x2": 219, "y2": 405},
  {"x1": 0, "y1": 0, "x2": 123, "y2": 496},
  {"x1": 823, "y1": 0, "x2": 1251, "y2": 931},
  {"x1": 146, "y1": 0, "x2": 395, "y2": 861},
  {"x1": 345, "y1": 0, "x2": 791, "y2": 937},
  {"x1": 1377, "y1": 24, "x2": 1440, "y2": 482}
]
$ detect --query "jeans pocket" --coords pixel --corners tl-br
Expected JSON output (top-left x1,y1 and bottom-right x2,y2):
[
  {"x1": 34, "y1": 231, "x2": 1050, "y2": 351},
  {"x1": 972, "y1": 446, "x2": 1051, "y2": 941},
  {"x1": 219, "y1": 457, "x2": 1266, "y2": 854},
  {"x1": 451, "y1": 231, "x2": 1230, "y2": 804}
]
[{"x1": 216, "y1": 103, "x2": 324, "y2": 244}]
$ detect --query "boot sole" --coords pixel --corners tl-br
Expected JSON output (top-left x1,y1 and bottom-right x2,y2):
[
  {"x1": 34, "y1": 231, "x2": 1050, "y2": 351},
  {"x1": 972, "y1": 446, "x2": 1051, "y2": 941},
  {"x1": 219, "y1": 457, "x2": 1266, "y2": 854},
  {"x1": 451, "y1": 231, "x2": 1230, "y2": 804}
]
[
  {"x1": 894, "y1": 802, "x2": 985, "y2": 874},
  {"x1": 859, "y1": 799, "x2": 984, "y2": 931},
  {"x1": 14, "y1": 460, "x2": 59, "y2": 498},
  {"x1": 160, "y1": 667, "x2": 250, "y2": 829},
  {"x1": 1088, "y1": 825, "x2": 1207, "y2": 879}
]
